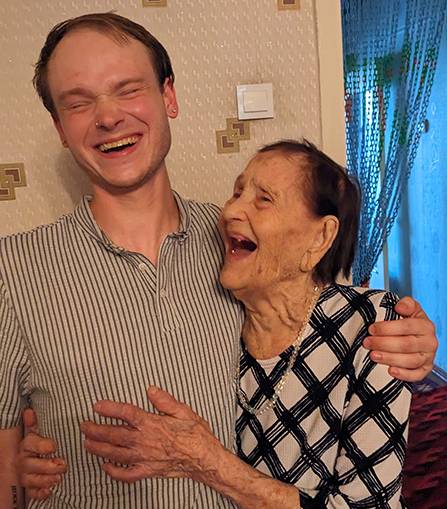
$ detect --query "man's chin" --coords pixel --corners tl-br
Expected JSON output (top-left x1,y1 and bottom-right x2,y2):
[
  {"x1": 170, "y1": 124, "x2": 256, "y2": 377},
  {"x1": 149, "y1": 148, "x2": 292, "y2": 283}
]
[{"x1": 88, "y1": 172, "x2": 155, "y2": 195}]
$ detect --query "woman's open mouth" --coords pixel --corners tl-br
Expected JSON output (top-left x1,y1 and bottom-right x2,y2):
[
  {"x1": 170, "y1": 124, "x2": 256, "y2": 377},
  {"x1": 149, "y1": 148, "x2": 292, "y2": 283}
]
[{"x1": 227, "y1": 235, "x2": 257, "y2": 259}]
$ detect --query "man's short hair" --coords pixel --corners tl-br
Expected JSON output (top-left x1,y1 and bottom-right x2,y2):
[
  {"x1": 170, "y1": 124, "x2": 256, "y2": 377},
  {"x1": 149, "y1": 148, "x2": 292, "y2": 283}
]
[
  {"x1": 33, "y1": 12, "x2": 174, "y2": 116},
  {"x1": 258, "y1": 139, "x2": 361, "y2": 285}
]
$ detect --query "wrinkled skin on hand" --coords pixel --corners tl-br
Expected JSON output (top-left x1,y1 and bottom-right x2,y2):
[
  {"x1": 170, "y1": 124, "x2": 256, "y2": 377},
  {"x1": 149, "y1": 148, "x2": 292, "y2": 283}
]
[{"x1": 81, "y1": 386, "x2": 224, "y2": 483}]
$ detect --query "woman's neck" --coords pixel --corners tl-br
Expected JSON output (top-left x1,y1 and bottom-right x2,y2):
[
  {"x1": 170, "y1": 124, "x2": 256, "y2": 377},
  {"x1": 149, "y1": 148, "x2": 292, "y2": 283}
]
[{"x1": 241, "y1": 277, "x2": 320, "y2": 359}]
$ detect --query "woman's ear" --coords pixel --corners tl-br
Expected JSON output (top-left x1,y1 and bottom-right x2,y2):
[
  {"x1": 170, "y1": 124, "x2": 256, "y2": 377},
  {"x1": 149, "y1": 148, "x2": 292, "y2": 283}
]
[{"x1": 303, "y1": 216, "x2": 339, "y2": 271}]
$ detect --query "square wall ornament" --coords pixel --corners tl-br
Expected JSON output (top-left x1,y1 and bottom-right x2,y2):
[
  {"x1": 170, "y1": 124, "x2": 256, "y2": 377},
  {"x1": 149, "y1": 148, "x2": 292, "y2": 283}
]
[
  {"x1": 0, "y1": 162, "x2": 26, "y2": 201},
  {"x1": 226, "y1": 118, "x2": 250, "y2": 141},
  {"x1": 143, "y1": 0, "x2": 167, "y2": 6},
  {"x1": 278, "y1": 0, "x2": 300, "y2": 10},
  {"x1": 216, "y1": 118, "x2": 251, "y2": 154},
  {"x1": 216, "y1": 129, "x2": 240, "y2": 154}
]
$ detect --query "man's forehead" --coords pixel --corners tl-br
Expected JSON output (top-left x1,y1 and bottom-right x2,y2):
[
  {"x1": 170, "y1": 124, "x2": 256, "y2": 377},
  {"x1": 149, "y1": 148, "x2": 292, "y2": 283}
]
[
  {"x1": 47, "y1": 28, "x2": 155, "y2": 78},
  {"x1": 49, "y1": 26, "x2": 151, "y2": 62}
]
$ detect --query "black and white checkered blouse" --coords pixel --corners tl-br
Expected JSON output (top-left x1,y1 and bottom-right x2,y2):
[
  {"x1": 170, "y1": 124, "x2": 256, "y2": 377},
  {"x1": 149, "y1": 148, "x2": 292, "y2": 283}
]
[{"x1": 236, "y1": 285, "x2": 411, "y2": 509}]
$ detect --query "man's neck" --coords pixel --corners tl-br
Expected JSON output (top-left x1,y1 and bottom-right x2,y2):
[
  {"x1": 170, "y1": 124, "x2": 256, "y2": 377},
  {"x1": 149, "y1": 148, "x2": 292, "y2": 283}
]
[{"x1": 89, "y1": 169, "x2": 180, "y2": 265}]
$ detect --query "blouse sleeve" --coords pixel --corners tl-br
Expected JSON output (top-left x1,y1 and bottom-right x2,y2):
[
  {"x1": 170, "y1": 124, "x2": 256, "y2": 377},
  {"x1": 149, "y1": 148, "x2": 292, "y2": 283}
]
[{"x1": 302, "y1": 291, "x2": 411, "y2": 509}]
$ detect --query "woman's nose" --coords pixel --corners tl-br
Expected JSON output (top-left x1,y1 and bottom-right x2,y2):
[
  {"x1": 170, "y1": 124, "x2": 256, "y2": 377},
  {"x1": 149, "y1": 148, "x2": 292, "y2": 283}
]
[
  {"x1": 94, "y1": 96, "x2": 125, "y2": 131},
  {"x1": 222, "y1": 196, "x2": 248, "y2": 222}
]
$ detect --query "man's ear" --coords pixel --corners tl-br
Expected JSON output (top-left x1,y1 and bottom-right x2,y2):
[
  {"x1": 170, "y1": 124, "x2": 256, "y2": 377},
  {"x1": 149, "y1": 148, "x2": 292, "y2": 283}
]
[
  {"x1": 162, "y1": 78, "x2": 179, "y2": 119},
  {"x1": 53, "y1": 115, "x2": 68, "y2": 148},
  {"x1": 301, "y1": 216, "x2": 339, "y2": 272}
]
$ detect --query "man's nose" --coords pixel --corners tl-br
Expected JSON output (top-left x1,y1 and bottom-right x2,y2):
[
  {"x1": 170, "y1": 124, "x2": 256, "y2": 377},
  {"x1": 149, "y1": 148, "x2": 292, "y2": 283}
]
[{"x1": 94, "y1": 96, "x2": 125, "y2": 130}]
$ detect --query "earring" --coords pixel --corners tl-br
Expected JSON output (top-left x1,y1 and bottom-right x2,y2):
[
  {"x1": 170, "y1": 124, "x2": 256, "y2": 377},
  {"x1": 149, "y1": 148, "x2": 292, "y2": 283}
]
[
  {"x1": 300, "y1": 251, "x2": 313, "y2": 272},
  {"x1": 62, "y1": 140, "x2": 68, "y2": 148},
  {"x1": 170, "y1": 108, "x2": 177, "y2": 114}
]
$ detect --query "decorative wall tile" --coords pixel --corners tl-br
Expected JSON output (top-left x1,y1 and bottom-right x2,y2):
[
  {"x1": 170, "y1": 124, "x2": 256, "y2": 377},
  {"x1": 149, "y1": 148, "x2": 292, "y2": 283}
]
[
  {"x1": 216, "y1": 129, "x2": 240, "y2": 154},
  {"x1": 0, "y1": 163, "x2": 26, "y2": 201},
  {"x1": 143, "y1": 0, "x2": 167, "y2": 6},
  {"x1": 226, "y1": 118, "x2": 250, "y2": 141},
  {"x1": 216, "y1": 118, "x2": 251, "y2": 154},
  {"x1": 278, "y1": 0, "x2": 300, "y2": 10}
]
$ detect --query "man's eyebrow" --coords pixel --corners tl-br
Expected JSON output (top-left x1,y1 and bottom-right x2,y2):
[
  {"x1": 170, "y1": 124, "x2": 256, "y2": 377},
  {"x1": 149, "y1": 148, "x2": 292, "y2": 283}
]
[
  {"x1": 113, "y1": 78, "x2": 148, "y2": 91},
  {"x1": 57, "y1": 87, "x2": 94, "y2": 103},
  {"x1": 57, "y1": 79, "x2": 148, "y2": 102}
]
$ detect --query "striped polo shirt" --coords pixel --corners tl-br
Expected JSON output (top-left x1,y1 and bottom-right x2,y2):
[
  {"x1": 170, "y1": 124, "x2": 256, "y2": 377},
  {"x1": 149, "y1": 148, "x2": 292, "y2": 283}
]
[{"x1": 0, "y1": 193, "x2": 243, "y2": 509}]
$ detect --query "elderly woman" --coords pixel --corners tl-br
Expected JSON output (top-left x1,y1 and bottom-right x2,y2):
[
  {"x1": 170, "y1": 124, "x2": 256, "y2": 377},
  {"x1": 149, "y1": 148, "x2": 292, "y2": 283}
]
[
  {"x1": 223, "y1": 140, "x2": 410, "y2": 507},
  {"x1": 24, "y1": 141, "x2": 415, "y2": 508}
]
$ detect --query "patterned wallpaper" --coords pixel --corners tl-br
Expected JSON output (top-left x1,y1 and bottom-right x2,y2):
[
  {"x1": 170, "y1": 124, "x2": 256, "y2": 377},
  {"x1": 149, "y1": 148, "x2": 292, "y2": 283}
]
[{"x1": 0, "y1": 0, "x2": 322, "y2": 235}]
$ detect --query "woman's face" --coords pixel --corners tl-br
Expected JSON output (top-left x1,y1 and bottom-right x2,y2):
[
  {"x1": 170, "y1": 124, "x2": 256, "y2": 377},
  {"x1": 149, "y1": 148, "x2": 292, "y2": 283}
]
[{"x1": 219, "y1": 152, "x2": 328, "y2": 296}]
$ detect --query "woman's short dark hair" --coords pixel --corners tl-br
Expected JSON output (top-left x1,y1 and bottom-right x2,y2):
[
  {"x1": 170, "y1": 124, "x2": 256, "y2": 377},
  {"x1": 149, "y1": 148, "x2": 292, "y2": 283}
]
[
  {"x1": 33, "y1": 12, "x2": 174, "y2": 117},
  {"x1": 258, "y1": 139, "x2": 361, "y2": 285}
]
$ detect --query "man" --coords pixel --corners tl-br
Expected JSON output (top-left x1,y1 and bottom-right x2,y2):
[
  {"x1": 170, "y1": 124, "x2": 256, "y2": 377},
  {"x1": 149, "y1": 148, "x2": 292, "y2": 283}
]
[{"x1": 0, "y1": 12, "x2": 437, "y2": 509}]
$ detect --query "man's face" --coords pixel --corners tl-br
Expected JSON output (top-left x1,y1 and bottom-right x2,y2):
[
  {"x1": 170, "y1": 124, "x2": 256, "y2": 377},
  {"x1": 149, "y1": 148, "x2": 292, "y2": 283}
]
[{"x1": 47, "y1": 28, "x2": 178, "y2": 193}]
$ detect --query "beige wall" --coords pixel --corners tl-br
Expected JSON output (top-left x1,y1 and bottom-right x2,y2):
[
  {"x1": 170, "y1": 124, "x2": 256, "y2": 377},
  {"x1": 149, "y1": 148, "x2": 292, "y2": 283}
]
[
  {"x1": 0, "y1": 0, "x2": 345, "y2": 236},
  {"x1": 315, "y1": 0, "x2": 346, "y2": 166}
]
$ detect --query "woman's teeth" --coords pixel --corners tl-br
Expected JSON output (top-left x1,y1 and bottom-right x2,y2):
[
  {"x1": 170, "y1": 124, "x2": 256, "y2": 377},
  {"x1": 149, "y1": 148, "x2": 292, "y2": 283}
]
[{"x1": 230, "y1": 237, "x2": 257, "y2": 253}]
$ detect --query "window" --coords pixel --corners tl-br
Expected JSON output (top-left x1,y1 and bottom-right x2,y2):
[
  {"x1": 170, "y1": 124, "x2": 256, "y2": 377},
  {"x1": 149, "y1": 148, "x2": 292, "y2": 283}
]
[{"x1": 373, "y1": 27, "x2": 447, "y2": 372}]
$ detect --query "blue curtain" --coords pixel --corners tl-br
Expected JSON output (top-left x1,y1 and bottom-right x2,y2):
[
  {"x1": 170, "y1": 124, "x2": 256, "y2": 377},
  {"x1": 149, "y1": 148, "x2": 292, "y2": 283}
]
[
  {"x1": 341, "y1": 0, "x2": 446, "y2": 285},
  {"x1": 388, "y1": 25, "x2": 447, "y2": 371}
]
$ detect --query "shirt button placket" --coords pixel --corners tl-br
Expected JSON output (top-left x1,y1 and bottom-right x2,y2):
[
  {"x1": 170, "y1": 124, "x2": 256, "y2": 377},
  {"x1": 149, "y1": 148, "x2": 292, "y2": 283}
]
[{"x1": 138, "y1": 262, "x2": 149, "y2": 273}]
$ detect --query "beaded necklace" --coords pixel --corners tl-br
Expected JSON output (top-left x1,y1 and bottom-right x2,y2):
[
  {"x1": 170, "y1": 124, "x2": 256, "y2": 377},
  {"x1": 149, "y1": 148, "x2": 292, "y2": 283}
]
[{"x1": 236, "y1": 285, "x2": 321, "y2": 417}]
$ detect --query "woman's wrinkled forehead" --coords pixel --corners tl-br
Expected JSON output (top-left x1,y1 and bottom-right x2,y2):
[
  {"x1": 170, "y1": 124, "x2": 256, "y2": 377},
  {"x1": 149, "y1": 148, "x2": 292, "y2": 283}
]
[{"x1": 239, "y1": 151, "x2": 309, "y2": 190}]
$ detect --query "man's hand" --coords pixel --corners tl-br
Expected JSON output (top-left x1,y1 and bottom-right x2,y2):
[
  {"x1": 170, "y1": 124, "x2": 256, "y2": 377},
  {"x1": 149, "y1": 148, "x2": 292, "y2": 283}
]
[
  {"x1": 81, "y1": 386, "x2": 223, "y2": 484},
  {"x1": 17, "y1": 409, "x2": 66, "y2": 500},
  {"x1": 363, "y1": 296, "x2": 437, "y2": 382}
]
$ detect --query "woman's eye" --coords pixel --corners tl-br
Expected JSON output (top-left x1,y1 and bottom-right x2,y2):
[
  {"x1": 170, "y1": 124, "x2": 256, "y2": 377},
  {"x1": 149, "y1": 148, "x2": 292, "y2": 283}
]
[{"x1": 259, "y1": 195, "x2": 272, "y2": 203}]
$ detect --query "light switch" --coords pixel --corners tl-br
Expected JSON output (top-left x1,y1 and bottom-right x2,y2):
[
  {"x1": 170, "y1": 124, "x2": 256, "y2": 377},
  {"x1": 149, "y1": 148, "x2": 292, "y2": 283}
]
[
  {"x1": 243, "y1": 90, "x2": 268, "y2": 113},
  {"x1": 237, "y1": 83, "x2": 274, "y2": 120}
]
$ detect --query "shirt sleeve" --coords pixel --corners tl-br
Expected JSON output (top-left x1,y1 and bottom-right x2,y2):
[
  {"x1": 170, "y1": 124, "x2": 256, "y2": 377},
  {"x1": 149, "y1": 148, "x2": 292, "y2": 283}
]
[
  {"x1": 302, "y1": 291, "x2": 411, "y2": 509},
  {"x1": 0, "y1": 276, "x2": 30, "y2": 428}
]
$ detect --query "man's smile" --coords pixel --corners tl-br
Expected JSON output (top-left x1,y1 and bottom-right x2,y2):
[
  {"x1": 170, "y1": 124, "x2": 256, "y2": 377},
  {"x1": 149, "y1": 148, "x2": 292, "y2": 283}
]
[{"x1": 97, "y1": 135, "x2": 141, "y2": 153}]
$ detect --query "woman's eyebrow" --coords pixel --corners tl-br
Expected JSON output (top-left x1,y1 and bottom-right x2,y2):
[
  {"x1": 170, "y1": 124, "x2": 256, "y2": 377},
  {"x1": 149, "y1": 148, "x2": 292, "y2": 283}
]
[
  {"x1": 253, "y1": 179, "x2": 277, "y2": 196},
  {"x1": 234, "y1": 175, "x2": 245, "y2": 188}
]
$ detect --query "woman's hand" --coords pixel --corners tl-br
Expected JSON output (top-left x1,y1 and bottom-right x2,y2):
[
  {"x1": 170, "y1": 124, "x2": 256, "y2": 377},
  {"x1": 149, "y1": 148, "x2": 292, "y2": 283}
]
[
  {"x1": 81, "y1": 387, "x2": 300, "y2": 509},
  {"x1": 364, "y1": 296, "x2": 437, "y2": 381},
  {"x1": 81, "y1": 386, "x2": 225, "y2": 484}
]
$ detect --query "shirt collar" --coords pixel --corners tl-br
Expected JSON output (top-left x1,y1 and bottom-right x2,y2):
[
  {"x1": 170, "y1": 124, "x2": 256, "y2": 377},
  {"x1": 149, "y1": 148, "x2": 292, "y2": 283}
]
[
  {"x1": 73, "y1": 191, "x2": 191, "y2": 253},
  {"x1": 171, "y1": 190, "x2": 191, "y2": 241}
]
